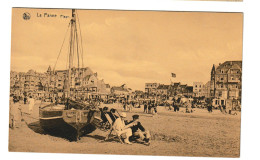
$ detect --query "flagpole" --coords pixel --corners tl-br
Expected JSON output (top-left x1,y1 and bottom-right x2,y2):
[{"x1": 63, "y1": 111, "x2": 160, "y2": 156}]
[{"x1": 170, "y1": 73, "x2": 176, "y2": 97}]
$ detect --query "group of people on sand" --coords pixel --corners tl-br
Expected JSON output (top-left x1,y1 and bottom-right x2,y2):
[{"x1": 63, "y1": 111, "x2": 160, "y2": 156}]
[
  {"x1": 218, "y1": 104, "x2": 237, "y2": 115},
  {"x1": 121, "y1": 101, "x2": 141, "y2": 112},
  {"x1": 9, "y1": 94, "x2": 35, "y2": 129},
  {"x1": 143, "y1": 101, "x2": 157, "y2": 114},
  {"x1": 122, "y1": 101, "x2": 134, "y2": 112},
  {"x1": 100, "y1": 107, "x2": 151, "y2": 145},
  {"x1": 169, "y1": 99, "x2": 192, "y2": 113}
]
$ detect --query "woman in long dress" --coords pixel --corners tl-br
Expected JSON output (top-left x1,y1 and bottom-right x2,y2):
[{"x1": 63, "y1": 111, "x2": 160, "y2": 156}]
[{"x1": 28, "y1": 96, "x2": 35, "y2": 114}]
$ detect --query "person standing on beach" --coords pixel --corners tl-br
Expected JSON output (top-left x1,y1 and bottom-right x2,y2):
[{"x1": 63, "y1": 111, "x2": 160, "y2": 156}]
[
  {"x1": 24, "y1": 96, "x2": 27, "y2": 104},
  {"x1": 227, "y1": 104, "x2": 232, "y2": 115},
  {"x1": 154, "y1": 102, "x2": 158, "y2": 114},
  {"x1": 173, "y1": 101, "x2": 177, "y2": 112},
  {"x1": 222, "y1": 104, "x2": 227, "y2": 114},
  {"x1": 218, "y1": 104, "x2": 222, "y2": 113},
  {"x1": 28, "y1": 96, "x2": 35, "y2": 114},
  {"x1": 148, "y1": 102, "x2": 152, "y2": 114},
  {"x1": 144, "y1": 102, "x2": 148, "y2": 113},
  {"x1": 9, "y1": 95, "x2": 22, "y2": 129}
]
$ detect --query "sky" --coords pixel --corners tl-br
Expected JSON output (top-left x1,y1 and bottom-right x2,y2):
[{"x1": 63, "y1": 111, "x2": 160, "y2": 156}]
[{"x1": 11, "y1": 8, "x2": 243, "y2": 91}]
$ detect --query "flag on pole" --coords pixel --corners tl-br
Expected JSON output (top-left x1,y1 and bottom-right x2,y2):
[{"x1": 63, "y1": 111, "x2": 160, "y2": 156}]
[{"x1": 171, "y1": 73, "x2": 176, "y2": 78}]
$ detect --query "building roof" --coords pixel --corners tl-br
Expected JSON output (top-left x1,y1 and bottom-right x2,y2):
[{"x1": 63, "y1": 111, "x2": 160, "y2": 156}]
[
  {"x1": 135, "y1": 90, "x2": 144, "y2": 94},
  {"x1": 157, "y1": 84, "x2": 170, "y2": 90},
  {"x1": 111, "y1": 86, "x2": 129, "y2": 92},
  {"x1": 105, "y1": 84, "x2": 110, "y2": 88},
  {"x1": 186, "y1": 86, "x2": 193, "y2": 92},
  {"x1": 83, "y1": 75, "x2": 92, "y2": 81},
  {"x1": 180, "y1": 84, "x2": 187, "y2": 88},
  {"x1": 216, "y1": 61, "x2": 242, "y2": 74},
  {"x1": 172, "y1": 82, "x2": 180, "y2": 87}
]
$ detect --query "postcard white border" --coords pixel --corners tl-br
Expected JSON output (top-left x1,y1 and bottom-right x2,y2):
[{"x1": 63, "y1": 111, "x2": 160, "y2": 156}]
[{"x1": 1, "y1": 0, "x2": 260, "y2": 160}]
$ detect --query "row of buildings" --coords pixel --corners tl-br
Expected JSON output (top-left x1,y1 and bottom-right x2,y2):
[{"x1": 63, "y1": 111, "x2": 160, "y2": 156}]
[
  {"x1": 10, "y1": 66, "x2": 134, "y2": 100},
  {"x1": 145, "y1": 82, "x2": 193, "y2": 98},
  {"x1": 145, "y1": 61, "x2": 242, "y2": 104},
  {"x1": 10, "y1": 60, "x2": 242, "y2": 105}
]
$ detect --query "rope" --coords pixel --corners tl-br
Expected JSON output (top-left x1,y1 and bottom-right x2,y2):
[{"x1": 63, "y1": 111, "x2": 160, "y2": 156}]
[
  {"x1": 76, "y1": 10, "x2": 84, "y2": 68},
  {"x1": 53, "y1": 22, "x2": 71, "y2": 72},
  {"x1": 75, "y1": 22, "x2": 80, "y2": 72}
]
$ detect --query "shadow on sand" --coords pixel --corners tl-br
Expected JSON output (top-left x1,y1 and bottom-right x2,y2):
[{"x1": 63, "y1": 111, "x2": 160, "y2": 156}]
[{"x1": 25, "y1": 119, "x2": 108, "y2": 142}]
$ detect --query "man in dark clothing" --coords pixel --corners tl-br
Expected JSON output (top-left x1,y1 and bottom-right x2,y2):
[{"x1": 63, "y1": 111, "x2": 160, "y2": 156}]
[
  {"x1": 154, "y1": 103, "x2": 157, "y2": 114},
  {"x1": 173, "y1": 101, "x2": 177, "y2": 112},
  {"x1": 108, "y1": 108, "x2": 118, "y2": 122},
  {"x1": 207, "y1": 104, "x2": 213, "y2": 113},
  {"x1": 100, "y1": 107, "x2": 109, "y2": 123},
  {"x1": 24, "y1": 96, "x2": 27, "y2": 104},
  {"x1": 222, "y1": 104, "x2": 227, "y2": 114},
  {"x1": 128, "y1": 115, "x2": 151, "y2": 145},
  {"x1": 144, "y1": 102, "x2": 148, "y2": 113},
  {"x1": 148, "y1": 103, "x2": 152, "y2": 114}
]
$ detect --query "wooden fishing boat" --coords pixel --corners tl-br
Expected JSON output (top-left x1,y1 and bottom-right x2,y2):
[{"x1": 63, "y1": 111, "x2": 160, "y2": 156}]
[
  {"x1": 39, "y1": 100, "x2": 99, "y2": 140},
  {"x1": 39, "y1": 9, "x2": 101, "y2": 141}
]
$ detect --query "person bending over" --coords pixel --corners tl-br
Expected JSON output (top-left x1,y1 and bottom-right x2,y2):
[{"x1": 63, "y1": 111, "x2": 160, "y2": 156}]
[{"x1": 128, "y1": 114, "x2": 151, "y2": 145}]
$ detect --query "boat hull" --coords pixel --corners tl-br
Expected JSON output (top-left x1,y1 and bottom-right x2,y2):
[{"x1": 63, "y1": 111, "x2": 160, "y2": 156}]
[{"x1": 39, "y1": 104, "x2": 98, "y2": 141}]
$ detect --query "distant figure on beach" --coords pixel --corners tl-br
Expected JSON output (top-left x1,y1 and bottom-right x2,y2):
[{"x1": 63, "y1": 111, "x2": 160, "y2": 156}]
[
  {"x1": 218, "y1": 104, "x2": 222, "y2": 113},
  {"x1": 123, "y1": 102, "x2": 127, "y2": 111},
  {"x1": 28, "y1": 96, "x2": 35, "y2": 114},
  {"x1": 9, "y1": 95, "x2": 22, "y2": 129},
  {"x1": 173, "y1": 101, "x2": 177, "y2": 112},
  {"x1": 207, "y1": 103, "x2": 213, "y2": 113},
  {"x1": 24, "y1": 96, "x2": 27, "y2": 104},
  {"x1": 227, "y1": 104, "x2": 232, "y2": 115},
  {"x1": 185, "y1": 101, "x2": 193, "y2": 113},
  {"x1": 153, "y1": 102, "x2": 157, "y2": 114},
  {"x1": 128, "y1": 102, "x2": 133, "y2": 112},
  {"x1": 148, "y1": 102, "x2": 153, "y2": 114},
  {"x1": 222, "y1": 104, "x2": 227, "y2": 114},
  {"x1": 144, "y1": 102, "x2": 148, "y2": 113}
]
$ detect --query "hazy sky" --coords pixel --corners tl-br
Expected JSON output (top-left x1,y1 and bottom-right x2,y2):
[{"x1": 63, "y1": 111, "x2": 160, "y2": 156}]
[{"x1": 11, "y1": 8, "x2": 243, "y2": 91}]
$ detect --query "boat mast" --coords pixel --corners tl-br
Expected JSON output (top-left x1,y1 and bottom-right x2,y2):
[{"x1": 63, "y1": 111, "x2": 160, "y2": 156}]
[{"x1": 68, "y1": 9, "x2": 76, "y2": 98}]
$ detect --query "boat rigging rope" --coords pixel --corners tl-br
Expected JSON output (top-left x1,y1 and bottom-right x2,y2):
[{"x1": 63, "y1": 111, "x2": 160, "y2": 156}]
[
  {"x1": 76, "y1": 10, "x2": 84, "y2": 68},
  {"x1": 53, "y1": 22, "x2": 71, "y2": 72}
]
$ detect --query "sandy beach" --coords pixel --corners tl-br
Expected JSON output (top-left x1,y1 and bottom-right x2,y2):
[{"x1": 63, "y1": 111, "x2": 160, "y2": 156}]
[{"x1": 9, "y1": 101, "x2": 241, "y2": 157}]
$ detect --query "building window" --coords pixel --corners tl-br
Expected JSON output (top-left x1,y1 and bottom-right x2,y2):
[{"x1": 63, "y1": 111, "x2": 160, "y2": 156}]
[{"x1": 220, "y1": 77, "x2": 224, "y2": 80}]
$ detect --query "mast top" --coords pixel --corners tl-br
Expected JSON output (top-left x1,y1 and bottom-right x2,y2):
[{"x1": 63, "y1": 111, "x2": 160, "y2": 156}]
[{"x1": 71, "y1": 9, "x2": 76, "y2": 23}]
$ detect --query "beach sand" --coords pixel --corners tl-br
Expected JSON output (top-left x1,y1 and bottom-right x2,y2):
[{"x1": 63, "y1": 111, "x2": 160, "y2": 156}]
[{"x1": 8, "y1": 101, "x2": 241, "y2": 157}]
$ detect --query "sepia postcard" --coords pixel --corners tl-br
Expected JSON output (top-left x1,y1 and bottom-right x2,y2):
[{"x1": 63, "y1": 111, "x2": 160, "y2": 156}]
[{"x1": 9, "y1": 8, "x2": 243, "y2": 157}]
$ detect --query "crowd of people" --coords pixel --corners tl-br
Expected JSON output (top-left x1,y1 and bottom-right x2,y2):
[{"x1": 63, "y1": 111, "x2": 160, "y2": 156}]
[
  {"x1": 143, "y1": 101, "x2": 157, "y2": 114},
  {"x1": 9, "y1": 94, "x2": 35, "y2": 129}
]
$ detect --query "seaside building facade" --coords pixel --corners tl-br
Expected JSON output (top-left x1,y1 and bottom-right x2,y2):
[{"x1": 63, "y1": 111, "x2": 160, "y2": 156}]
[{"x1": 10, "y1": 66, "x2": 111, "y2": 100}]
